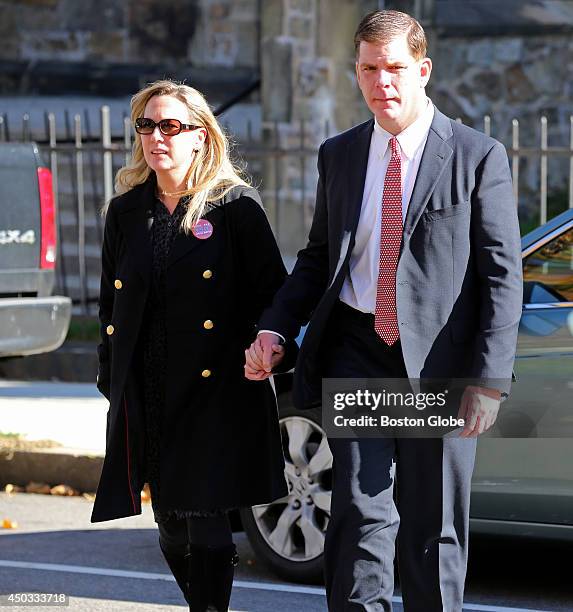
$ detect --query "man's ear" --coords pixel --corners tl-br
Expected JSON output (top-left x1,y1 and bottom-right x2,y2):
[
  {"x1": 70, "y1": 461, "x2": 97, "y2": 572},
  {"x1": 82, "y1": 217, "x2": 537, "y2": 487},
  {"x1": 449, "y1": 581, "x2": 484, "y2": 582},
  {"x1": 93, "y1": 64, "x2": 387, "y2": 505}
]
[{"x1": 420, "y1": 57, "x2": 432, "y2": 88}]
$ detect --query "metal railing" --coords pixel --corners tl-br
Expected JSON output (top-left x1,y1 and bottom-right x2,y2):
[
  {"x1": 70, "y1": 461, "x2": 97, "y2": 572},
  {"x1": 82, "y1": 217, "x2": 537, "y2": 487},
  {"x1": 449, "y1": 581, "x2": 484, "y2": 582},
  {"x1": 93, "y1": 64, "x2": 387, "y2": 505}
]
[
  {"x1": 1, "y1": 107, "x2": 572, "y2": 315},
  {"x1": 474, "y1": 114, "x2": 573, "y2": 224}
]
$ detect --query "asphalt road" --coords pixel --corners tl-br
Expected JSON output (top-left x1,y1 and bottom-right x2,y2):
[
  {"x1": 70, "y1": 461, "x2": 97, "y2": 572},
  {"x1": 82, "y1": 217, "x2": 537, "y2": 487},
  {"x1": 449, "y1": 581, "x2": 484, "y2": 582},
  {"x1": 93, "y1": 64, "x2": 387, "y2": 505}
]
[
  {"x1": 0, "y1": 492, "x2": 571, "y2": 611},
  {"x1": 0, "y1": 493, "x2": 327, "y2": 612}
]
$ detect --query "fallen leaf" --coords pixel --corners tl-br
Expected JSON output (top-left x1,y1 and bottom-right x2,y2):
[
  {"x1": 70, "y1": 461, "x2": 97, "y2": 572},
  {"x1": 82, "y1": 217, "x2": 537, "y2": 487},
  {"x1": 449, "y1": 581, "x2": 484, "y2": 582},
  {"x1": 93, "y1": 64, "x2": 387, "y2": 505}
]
[
  {"x1": 50, "y1": 484, "x2": 79, "y2": 497},
  {"x1": 5, "y1": 484, "x2": 24, "y2": 495},
  {"x1": 141, "y1": 483, "x2": 151, "y2": 503},
  {"x1": 25, "y1": 482, "x2": 51, "y2": 495},
  {"x1": 82, "y1": 493, "x2": 96, "y2": 502},
  {"x1": 2, "y1": 519, "x2": 18, "y2": 529}
]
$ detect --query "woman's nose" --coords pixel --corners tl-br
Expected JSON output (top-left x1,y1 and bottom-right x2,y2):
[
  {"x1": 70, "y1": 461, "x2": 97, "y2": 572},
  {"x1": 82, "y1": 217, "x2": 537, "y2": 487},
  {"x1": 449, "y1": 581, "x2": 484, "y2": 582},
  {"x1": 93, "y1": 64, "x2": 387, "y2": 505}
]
[{"x1": 150, "y1": 126, "x2": 164, "y2": 141}]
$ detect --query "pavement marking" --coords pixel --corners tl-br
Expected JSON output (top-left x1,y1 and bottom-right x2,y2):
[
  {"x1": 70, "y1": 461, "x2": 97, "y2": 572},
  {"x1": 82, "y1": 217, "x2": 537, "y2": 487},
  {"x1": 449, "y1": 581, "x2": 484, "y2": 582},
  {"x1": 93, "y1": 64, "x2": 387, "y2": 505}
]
[
  {"x1": 0, "y1": 560, "x2": 173, "y2": 582},
  {"x1": 0, "y1": 560, "x2": 547, "y2": 611}
]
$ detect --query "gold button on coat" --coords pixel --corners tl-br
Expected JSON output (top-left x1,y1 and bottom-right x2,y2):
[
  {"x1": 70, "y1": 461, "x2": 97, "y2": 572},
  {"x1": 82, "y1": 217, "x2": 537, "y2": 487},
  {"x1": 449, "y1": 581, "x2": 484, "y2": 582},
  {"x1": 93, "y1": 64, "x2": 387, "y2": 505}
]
[
  {"x1": 106, "y1": 325, "x2": 114, "y2": 335},
  {"x1": 203, "y1": 320, "x2": 214, "y2": 330},
  {"x1": 202, "y1": 269, "x2": 213, "y2": 279},
  {"x1": 201, "y1": 369, "x2": 211, "y2": 378},
  {"x1": 114, "y1": 279, "x2": 122, "y2": 289}
]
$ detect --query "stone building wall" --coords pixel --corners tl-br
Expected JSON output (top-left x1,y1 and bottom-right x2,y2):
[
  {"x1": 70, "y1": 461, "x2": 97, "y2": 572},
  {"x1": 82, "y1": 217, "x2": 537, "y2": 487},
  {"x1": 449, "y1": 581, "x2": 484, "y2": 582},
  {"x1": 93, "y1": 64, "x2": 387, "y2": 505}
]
[
  {"x1": 260, "y1": 0, "x2": 378, "y2": 255},
  {"x1": 430, "y1": 33, "x2": 573, "y2": 222},
  {"x1": 0, "y1": 0, "x2": 259, "y2": 96},
  {"x1": 0, "y1": 0, "x2": 258, "y2": 67},
  {"x1": 431, "y1": 35, "x2": 573, "y2": 148}
]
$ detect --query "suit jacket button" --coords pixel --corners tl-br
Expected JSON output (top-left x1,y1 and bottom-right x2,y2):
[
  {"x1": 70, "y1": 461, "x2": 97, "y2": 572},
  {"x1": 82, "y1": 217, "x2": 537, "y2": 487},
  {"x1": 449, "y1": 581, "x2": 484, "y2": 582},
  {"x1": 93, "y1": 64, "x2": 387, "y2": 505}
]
[
  {"x1": 203, "y1": 320, "x2": 214, "y2": 330},
  {"x1": 201, "y1": 369, "x2": 212, "y2": 378},
  {"x1": 202, "y1": 269, "x2": 213, "y2": 279},
  {"x1": 114, "y1": 279, "x2": 122, "y2": 290},
  {"x1": 106, "y1": 325, "x2": 114, "y2": 335}
]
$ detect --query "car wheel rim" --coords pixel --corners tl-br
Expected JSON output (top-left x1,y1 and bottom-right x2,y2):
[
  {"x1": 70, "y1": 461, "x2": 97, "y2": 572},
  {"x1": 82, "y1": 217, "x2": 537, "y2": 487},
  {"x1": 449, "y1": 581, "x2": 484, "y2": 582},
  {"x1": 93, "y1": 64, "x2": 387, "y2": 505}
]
[{"x1": 250, "y1": 415, "x2": 333, "y2": 562}]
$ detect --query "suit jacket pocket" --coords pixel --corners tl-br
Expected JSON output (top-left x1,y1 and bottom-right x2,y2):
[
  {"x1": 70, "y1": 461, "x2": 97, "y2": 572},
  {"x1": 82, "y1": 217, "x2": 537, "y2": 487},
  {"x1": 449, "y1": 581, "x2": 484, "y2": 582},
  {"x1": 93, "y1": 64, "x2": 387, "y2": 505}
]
[{"x1": 424, "y1": 202, "x2": 470, "y2": 222}]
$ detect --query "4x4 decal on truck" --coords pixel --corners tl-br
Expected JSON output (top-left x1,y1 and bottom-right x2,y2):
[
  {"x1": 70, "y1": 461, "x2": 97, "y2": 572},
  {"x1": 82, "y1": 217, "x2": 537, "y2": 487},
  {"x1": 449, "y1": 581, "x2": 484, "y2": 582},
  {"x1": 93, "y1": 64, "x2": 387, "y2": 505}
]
[{"x1": 0, "y1": 229, "x2": 35, "y2": 245}]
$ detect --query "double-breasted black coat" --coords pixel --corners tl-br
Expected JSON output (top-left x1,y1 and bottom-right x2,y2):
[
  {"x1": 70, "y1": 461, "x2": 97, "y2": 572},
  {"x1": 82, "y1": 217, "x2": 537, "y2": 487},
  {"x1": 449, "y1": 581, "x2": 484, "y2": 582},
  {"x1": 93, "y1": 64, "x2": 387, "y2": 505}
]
[{"x1": 91, "y1": 178, "x2": 291, "y2": 523}]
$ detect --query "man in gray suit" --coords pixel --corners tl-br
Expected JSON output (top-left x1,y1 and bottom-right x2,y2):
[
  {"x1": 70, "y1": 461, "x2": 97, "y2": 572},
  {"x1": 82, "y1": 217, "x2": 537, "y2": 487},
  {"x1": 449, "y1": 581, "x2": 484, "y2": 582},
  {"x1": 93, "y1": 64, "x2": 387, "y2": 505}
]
[{"x1": 245, "y1": 10, "x2": 522, "y2": 611}]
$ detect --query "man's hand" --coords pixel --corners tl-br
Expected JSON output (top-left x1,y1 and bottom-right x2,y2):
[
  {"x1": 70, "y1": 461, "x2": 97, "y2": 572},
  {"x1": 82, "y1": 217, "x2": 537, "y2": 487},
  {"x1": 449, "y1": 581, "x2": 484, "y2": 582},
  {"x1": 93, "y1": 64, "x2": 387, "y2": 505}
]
[
  {"x1": 458, "y1": 385, "x2": 501, "y2": 437},
  {"x1": 244, "y1": 333, "x2": 285, "y2": 381}
]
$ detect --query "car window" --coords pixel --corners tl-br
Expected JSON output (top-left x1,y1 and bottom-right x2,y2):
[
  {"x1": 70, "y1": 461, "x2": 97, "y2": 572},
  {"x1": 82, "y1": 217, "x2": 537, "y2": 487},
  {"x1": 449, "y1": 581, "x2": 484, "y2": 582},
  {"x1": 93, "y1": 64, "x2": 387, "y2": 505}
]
[{"x1": 523, "y1": 227, "x2": 573, "y2": 304}]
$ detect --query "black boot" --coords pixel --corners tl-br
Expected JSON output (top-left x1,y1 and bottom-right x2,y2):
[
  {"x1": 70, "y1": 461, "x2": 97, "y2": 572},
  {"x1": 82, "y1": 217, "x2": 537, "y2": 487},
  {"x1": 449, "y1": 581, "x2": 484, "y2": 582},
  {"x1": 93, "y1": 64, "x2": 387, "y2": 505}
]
[
  {"x1": 159, "y1": 543, "x2": 192, "y2": 605},
  {"x1": 163, "y1": 542, "x2": 238, "y2": 611},
  {"x1": 204, "y1": 544, "x2": 239, "y2": 611},
  {"x1": 186, "y1": 545, "x2": 211, "y2": 611},
  {"x1": 183, "y1": 544, "x2": 239, "y2": 611}
]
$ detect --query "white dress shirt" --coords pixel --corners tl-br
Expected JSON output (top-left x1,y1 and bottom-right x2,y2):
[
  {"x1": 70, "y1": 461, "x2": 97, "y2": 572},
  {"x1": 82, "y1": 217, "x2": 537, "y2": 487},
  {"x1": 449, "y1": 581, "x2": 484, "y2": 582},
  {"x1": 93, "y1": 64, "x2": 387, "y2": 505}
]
[{"x1": 339, "y1": 99, "x2": 435, "y2": 313}]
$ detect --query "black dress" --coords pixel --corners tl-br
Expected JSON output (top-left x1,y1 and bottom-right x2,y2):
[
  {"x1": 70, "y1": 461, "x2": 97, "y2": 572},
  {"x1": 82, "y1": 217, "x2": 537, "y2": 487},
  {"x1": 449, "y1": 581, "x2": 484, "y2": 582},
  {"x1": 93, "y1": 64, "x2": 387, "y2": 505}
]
[{"x1": 142, "y1": 197, "x2": 225, "y2": 522}]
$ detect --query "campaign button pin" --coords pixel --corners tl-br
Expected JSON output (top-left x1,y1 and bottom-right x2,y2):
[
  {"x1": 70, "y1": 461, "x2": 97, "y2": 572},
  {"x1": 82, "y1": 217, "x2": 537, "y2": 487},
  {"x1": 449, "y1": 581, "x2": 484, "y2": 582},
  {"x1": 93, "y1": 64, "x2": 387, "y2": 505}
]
[{"x1": 192, "y1": 219, "x2": 213, "y2": 240}]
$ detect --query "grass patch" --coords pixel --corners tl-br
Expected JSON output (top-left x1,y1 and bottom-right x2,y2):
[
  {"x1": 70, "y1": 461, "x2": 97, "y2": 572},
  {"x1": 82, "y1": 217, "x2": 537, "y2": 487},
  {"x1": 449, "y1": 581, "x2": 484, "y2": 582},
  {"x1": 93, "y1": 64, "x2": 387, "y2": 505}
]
[
  {"x1": 0, "y1": 432, "x2": 21, "y2": 439},
  {"x1": 520, "y1": 188, "x2": 570, "y2": 237},
  {"x1": 65, "y1": 317, "x2": 100, "y2": 343}
]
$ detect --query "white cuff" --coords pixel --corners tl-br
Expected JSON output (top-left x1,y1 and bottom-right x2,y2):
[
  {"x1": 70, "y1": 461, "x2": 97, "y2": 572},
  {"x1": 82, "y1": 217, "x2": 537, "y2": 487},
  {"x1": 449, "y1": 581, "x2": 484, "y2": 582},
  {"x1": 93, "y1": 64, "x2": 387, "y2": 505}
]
[{"x1": 257, "y1": 329, "x2": 286, "y2": 344}]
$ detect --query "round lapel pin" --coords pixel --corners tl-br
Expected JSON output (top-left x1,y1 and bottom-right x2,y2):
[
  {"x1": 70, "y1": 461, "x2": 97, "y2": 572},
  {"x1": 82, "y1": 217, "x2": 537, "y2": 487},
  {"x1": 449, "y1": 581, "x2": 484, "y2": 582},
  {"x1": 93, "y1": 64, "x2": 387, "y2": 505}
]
[{"x1": 192, "y1": 219, "x2": 213, "y2": 240}]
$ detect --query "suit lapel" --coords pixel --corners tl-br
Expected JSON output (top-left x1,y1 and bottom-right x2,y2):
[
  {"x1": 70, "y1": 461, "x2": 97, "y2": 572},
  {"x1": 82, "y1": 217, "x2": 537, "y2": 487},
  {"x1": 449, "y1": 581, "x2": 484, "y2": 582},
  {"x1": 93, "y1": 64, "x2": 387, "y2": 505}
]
[
  {"x1": 117, "y1": 179, "x2": 154, "y2": 287},
  {"x1": 346, "y1": 119, "x2": 374, "y2": 234},
  {"x1": 402, "y1": 109, "x2": 453, "y2": 240},
  {"x1": 324, "y1": 121, "x2": 373, "y2": 292}
]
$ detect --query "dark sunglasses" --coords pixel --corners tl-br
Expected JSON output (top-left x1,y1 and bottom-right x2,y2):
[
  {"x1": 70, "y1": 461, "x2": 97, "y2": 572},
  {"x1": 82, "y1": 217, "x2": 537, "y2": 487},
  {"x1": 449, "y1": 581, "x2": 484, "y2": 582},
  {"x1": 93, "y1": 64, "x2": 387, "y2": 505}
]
[{"x1": 134, "y1": 117, "x2": 201, "y2": 136}]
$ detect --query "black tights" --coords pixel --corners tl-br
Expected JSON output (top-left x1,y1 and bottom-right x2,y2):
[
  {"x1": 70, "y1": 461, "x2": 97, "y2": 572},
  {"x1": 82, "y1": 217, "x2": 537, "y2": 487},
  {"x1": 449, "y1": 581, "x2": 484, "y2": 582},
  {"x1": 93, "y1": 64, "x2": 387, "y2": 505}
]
[{"x1": 158, "y1": 514, "x2": 233, "y2": 556}]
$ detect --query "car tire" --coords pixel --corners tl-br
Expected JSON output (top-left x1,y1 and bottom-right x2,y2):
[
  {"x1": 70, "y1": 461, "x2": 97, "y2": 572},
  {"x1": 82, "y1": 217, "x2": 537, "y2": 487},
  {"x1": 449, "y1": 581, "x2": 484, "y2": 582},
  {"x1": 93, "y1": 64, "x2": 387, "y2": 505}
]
[{"x1": 240, "y1": 404, "x2": 332, "y2": 584}]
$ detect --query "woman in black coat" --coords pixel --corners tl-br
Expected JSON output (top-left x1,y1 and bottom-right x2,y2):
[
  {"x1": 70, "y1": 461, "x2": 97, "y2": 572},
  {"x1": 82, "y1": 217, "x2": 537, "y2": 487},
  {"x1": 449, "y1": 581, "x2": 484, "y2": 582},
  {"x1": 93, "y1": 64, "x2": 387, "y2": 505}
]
[{"x1": 92, "y1": 79, "x2": 292, "y2": 611}]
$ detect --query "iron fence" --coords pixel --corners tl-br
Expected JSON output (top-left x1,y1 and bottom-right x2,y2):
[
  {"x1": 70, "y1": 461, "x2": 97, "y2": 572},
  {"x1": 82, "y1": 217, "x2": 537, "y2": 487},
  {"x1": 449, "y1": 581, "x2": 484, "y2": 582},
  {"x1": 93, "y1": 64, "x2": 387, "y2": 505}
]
[{"x1": 1, "y1": 107, "x2": 572, "y2": 315}]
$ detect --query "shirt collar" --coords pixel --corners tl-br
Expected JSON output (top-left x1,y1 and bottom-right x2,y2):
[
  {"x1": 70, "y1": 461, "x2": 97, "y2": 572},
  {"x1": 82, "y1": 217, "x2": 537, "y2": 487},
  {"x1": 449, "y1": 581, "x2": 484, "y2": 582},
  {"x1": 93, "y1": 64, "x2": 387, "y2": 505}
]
[{"x1": 373, "y1": 98, "x2": 434, "y2": 160}]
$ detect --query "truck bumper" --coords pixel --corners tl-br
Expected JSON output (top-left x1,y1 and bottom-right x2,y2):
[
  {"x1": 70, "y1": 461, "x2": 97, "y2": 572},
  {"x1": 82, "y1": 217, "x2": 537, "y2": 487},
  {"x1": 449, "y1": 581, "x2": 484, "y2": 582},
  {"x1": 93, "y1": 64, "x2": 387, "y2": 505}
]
[{"x1": 0, "y1": 296, "x2": 72, "y2": 357}]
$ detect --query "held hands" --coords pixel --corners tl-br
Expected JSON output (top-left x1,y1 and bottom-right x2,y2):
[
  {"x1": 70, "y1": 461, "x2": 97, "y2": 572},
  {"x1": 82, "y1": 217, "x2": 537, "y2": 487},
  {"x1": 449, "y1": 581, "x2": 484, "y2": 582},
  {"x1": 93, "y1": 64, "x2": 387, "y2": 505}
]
[
  {"x1": 458, "y1": 385, "x2": 501, "y2": 437},
  {"x1": 244, "y1": 333, "x2": 285, "y2": 380}
]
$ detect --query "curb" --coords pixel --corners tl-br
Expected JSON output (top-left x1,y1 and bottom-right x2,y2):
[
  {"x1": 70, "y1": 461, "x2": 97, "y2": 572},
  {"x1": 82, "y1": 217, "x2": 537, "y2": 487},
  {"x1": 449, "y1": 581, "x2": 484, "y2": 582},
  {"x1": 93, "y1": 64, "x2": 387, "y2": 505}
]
[
  {"x1": 0, "y1": 449, "x2": 103, "y2": 493},
  {"x1": 0, "y1": 342, "x2": 98, "y2": 383}
]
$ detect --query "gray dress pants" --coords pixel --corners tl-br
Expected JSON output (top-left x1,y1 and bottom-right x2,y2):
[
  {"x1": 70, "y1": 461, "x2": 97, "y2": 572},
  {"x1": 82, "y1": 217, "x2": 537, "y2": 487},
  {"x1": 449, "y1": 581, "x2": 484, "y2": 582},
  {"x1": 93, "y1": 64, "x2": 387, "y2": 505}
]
[{"x1": 322, "y1": 302, "x2": 477, "y2": 612}]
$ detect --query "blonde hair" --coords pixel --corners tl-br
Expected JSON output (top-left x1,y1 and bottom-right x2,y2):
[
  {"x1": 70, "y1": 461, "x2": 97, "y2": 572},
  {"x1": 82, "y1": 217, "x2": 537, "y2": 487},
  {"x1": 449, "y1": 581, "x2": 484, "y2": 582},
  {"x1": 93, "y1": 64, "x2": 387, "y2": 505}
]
[
  {"x1": 108, "y1": 79, "x2": 249, "y2": 233},
  {"x1": 354, "y1": 10, "x2": 427, "y2": 61}
]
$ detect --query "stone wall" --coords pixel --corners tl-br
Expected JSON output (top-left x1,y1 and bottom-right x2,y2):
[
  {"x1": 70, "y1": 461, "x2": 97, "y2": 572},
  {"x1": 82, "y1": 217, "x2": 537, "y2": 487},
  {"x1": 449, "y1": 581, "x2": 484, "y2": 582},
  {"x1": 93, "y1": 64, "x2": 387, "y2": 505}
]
[
  {"x1": 189, "y1": 0, "x2": 259, "y2": 68},
  {"x1": 260, "y1": 0, "x2": 378, "y2": 255},
  {"x1": 0, "y1": 0, "x2": 258, "y2": 67},
  {"x1": 430, "y1": 33, "x2": 573, "y2": 222},
  {"x1": 431, "y1": 35, "x2": 573, "y2": 146}
]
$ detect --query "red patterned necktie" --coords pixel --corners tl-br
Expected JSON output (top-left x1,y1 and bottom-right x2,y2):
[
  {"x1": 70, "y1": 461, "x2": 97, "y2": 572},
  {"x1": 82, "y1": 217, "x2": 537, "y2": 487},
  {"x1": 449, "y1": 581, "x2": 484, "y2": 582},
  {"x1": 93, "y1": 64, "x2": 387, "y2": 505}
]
[{"x1": 375, "y1": 136, "x2": 403, "y2": 345}]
